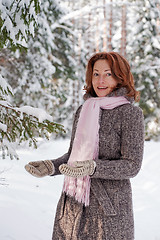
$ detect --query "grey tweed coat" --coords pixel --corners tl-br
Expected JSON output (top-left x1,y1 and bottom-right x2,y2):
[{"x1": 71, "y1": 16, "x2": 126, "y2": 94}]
[{"x1": 51, "y1": 87, "x2": 144, "y2": 240}]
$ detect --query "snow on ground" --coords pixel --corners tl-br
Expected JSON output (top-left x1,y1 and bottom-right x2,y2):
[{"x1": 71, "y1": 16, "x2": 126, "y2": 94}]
[{"x1": 0, "y1": 139, "x2": 160, "y2": 240}]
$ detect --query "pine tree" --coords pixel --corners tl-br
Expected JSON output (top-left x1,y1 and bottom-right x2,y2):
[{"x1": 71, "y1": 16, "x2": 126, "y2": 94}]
[
  {"x1": 0, "y1": 0, "x2": 41, "y2": 50},
  {"x1": 0, "y1": 73, "x2": 65, "y2": 159},
  {"x1": 2, "y1": 0, "x2": 80, "y2": 135},
  {"x1": 127, "y1": 0, "x2": 160, "y2": 140},
  {"x1": 0, "y1": 0, "x2": 65, "y2": 159}
]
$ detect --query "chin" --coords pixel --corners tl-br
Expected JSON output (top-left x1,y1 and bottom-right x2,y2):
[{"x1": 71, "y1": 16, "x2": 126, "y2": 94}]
[
  {"x1": 97, "y1": 95, "x2": 106, "y2": 97},
  {"x1": 97, "y1": 88, "x2": 114, "y2": 97},
  {"x1": 96, "y1": 91, "x2": 110, "y2": 97}
]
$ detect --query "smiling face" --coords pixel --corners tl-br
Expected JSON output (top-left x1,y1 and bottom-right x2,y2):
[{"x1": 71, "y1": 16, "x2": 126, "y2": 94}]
[{"x1": 92, "y1": 59, "x2": 117, "y2": 97}]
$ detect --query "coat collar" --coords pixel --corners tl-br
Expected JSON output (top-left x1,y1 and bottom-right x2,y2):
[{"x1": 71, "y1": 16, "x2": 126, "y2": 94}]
[{"x1": 83, "y1": 87, "x2": 134, "y2": 103}]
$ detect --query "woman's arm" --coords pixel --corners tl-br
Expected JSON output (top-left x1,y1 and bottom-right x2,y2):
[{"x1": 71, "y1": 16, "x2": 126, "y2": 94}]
[
  {"x1": 51, "y1": 106, "x2": 82, "y2": 176},
  {"x1": 91, "y1": 106, "x2": 144, "y2": 180}
]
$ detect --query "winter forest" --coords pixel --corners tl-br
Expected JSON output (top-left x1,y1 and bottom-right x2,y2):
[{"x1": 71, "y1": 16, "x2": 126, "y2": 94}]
[
  {"x1": 0, "y1": 0, "x2": 160, "y2": 239},
  {"x1": 0, "y1": 0, "x2": 160, "y2": 157}
]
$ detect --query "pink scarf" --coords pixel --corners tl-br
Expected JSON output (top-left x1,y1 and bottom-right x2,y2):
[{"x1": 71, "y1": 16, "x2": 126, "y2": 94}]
[{"x1": 62, "y1": 96, "x2": 130, "y2": 206}]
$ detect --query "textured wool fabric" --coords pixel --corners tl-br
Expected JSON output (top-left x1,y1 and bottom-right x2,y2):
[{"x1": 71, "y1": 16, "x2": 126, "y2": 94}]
[
  {"x1": 62, "y1": 96, "x2": 130, "y2": 206},
  {"x1": 51, "y1": 87, "x2": 144, "y2": 240},
  {"x1": 25, "y1": 160, "x2": 55, "y2": 177},
  {"x1": 59, "y1": 159, "x2": 96, "y2": 178}
]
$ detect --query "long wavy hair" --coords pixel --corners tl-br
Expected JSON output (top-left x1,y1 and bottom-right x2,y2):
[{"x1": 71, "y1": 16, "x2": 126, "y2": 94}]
[{"x1": 84, "y1": 52, "x2": 140, "y2": 101}]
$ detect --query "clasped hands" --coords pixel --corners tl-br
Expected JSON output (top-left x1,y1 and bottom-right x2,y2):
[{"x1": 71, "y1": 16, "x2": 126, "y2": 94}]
[
  {"x1": 59, "y1": 160, "x2": 96, "y2": 178},
  {"x1": 25, "y1": 159, "x2": 96, "y2": 178}
]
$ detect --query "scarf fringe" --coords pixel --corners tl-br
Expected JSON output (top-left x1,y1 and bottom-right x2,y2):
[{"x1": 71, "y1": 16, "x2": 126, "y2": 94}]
[{"x1": 63, "y1": 176, "x2": 90, "y2": 206}]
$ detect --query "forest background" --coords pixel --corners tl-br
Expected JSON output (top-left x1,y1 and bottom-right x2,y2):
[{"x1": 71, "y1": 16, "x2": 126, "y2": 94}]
[{"x1": 0, "y1": 0, "x2": 160, "y2": 158}]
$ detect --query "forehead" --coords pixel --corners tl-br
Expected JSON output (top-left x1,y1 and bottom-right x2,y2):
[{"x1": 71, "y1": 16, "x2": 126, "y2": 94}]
[{"x1": 93, "y1": 59, "x2": 110, "y2": 71}]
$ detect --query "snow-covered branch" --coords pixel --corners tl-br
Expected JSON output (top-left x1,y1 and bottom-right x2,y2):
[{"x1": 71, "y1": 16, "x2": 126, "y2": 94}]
[
  {"x1": 0, "y1": 99, "x2": 65, "y2": 159},
  {"x1": 0, "y1": 74, "x2": 13, "y2": 96},
  {"x1": 0, "y1": 0, "x2": 41, "y2": 49}
]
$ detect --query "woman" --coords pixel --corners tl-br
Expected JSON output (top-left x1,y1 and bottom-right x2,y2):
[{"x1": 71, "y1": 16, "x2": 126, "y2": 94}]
[{"x1": 25, "y1": 52, "x2": 144, "y2": 240}]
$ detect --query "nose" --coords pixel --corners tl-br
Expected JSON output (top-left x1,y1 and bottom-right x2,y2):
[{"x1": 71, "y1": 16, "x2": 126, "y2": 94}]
[{"x1": 99, "y1": 76, "x2": 105, "y2": 84}]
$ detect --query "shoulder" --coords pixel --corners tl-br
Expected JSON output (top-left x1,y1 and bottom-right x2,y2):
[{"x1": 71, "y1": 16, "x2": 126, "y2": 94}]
[
  {"x1": 102, "y1": 103, "x2": 143, "y2": 121},
  {"x1": 119, "y1": 104, "x2": 144, "y2": 128},
  {"x1": 120, "y1": 103, "x2": 143, "y2": 117}
]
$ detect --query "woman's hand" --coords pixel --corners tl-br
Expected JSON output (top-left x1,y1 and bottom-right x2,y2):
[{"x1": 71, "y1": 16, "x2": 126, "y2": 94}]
[
  {"x1": 59, "y1": 160, "x2": 96, "y2": 178},
  {"x1": 25, "y1": 160, "x2": 55, "y2": 177}
]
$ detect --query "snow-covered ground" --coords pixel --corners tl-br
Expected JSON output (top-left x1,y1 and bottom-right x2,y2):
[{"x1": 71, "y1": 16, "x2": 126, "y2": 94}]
[{"x1": 0, "y1": 139, "x2": 160, "y2": 240}]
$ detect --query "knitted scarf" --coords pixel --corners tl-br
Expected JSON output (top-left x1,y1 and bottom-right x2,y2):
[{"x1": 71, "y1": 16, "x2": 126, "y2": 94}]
[{"x1": 62, "y1": 96, "x2": 130, "y2": 206}]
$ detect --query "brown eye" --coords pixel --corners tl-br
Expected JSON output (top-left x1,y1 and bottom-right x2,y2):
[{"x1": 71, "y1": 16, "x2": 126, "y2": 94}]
[
  {"x1": 93, "y1": 73, "x2": 98, "y2": 77},
  {"x1": 106, "y1": 73, "x2": 111, "y2": 76}
]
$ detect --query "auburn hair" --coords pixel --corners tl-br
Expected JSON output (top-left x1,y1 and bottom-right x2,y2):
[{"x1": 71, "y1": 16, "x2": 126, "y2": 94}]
[{"x1": 84, "y1": 52, "x2": 140, "y2": 102}]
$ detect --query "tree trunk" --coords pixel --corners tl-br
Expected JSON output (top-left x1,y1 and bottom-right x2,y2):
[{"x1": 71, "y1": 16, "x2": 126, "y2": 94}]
[
  {"x1": 120, "y1": 2, "x2": 127, "y2": 57},
  {"x1": 156, "y1": 3, "x2": 160, "y2": 35},
  {"x1": 77, "y1": 12, "x2": 83, "y2": 107},
  {"x1": 71, "y1": 0, "x2": 77, "y2": 113},
  {"x1": 103, "y1": 0, "x2": 107, "y2": 51},
  {"x1": 96, "y1": 0, "x2": 100, "y2": 52},
  {"x1": 108, "y1": 0, "x2": 113, "y2": 51}
]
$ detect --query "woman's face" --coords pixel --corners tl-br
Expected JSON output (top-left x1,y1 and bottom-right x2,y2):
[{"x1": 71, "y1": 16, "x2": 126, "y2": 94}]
[{"x1": 92, "y1": 59, "x2": 117, "y2": 97}]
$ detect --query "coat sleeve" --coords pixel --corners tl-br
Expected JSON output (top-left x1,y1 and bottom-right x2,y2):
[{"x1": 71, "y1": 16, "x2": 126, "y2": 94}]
[
  {"x1": 50, "y1": 106, "x2": 81, "y2": 176},
  {"x1": 91, "y1": 106, "x2": 145, "y2": 180}
]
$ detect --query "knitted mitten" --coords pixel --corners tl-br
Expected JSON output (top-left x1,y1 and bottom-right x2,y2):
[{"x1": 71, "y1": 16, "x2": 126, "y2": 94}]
[
  {"x1": 25, "y1": 160, "x2": 55, "y2": 178},
  {"x1": 59, "y1": 160, "x2": 96, "y2": 178}
]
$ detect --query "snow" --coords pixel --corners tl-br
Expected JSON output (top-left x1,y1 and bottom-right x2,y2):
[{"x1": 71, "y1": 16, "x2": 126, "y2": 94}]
[
  {"x1": 0, "y1": 100, "x2": 12, "y2": 108},
  {"x1": 0, "y1": 123, "x2": 7, "y2": 132},
  {"x1": 0, "y1": 75, "x2": 13, "y2": 95},
  {"x1": 132, "y1": 141, "x2": 160, "y2": 240},
  {"x1": 17, "y1": 106, "x2": 53, "y2": 123},
  {"x1": 0, "y1": 100, "x2": 53, "y2": 123},
  {"x1": 0, "y1": 0, "x2": 39, "y2": 48},
  {"x1": 1, "y1": 140, "x2": 19, "y2": 160},
  {"x1": 0, "y1": 139, "x2": 160, "y2": 240},
  {"x1": 152, "y1": 36, "x2": 160, "y2": 49}
]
